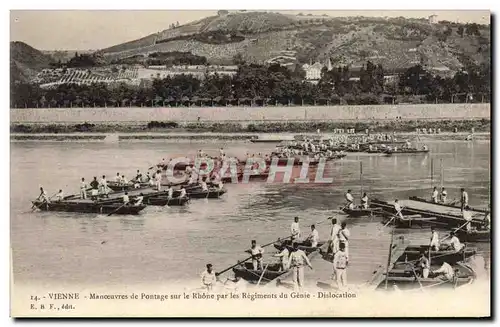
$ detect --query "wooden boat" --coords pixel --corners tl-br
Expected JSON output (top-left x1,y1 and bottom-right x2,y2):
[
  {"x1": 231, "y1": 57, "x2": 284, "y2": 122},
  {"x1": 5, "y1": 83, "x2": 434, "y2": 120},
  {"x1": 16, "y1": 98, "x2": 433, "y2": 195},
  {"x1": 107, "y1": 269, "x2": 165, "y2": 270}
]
[
  {"x1": 456, "y1": 229, "x2": 490, "y2": 242},
  {"x1": 370, "y1": 199, "x2": 485, "y2": 229},
  {"x1": 378, "y1": 262, "x2": 475, "y2": 291},
  {"x1": 31, "y1": 200, "x2": 146, "y2": 215},
  {"x1": 107, "y1": 181, "x2": 151, "y2": 192},
  {"x1": 395, "y1": 244, "x2": 477, "y2": 265},
  {"x1": 232, "y1": 262, "x2": 288, "y2": 284},
  {"x1": 384, "y1": 149, "x2": 430, "y2": 155},
  {"x1": 341, "y1": 206, "x2": 383, "y2": 217},
  {"x1": 273, "y1": 239, "x2": 326, "y2": 255},
  {"x1": 98, "y1": 194, "x2": 189, "y2": 207},
  {"x1": 141, "y1": 196, "x2": 189, "y2": 206},
  {"x1": 409, "y1": 196, "x2": 489, "y2": 214},
  {"x1": 173, "y1": 188, "x2": 227, "y2": 199},
  {"x1": 221, "y1": 173, "x2": 269, "y2": 183},
  {"x1": 381, "y1": 213, "x2": 442, "y2": 228},
  {"x1": 249, "y1": 139, "x2": 285, "y2": 143}
]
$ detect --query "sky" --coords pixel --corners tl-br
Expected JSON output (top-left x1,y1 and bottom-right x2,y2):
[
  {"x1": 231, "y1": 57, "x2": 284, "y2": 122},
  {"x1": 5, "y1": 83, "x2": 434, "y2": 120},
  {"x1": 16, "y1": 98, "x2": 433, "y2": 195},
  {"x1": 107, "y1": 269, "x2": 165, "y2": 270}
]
[{"x1": 10, "y1": 10, "x2": 491, "y2": 51}]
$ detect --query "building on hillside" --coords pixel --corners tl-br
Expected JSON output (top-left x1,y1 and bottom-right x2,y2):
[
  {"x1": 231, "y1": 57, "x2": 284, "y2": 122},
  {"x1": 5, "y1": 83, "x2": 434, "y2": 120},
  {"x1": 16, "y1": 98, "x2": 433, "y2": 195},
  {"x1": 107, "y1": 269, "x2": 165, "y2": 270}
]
[
  {"x1": 137, "y1": 65, "x2": 238, "y2": 81},
  {"x1": 302, "y1": 62, "x2": 325, "y2": 84},
  {"x1": 265, "y1": 55, "x2": 297, "y2": 71},
  {"x1": 427, "y1": 65, "x2": 455, "y2": 78},
  {"x1": 429, "y1": 15, "x2": 438, "y2": 24}
]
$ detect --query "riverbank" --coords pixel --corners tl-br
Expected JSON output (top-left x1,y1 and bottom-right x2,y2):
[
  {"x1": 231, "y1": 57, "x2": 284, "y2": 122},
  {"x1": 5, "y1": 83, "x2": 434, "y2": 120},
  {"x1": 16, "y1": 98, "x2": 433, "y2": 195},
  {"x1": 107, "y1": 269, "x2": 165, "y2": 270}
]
[
  {"x1": 11, "y1": 118, "x2": 491, "y2": 136},
  {"x1": 10, "y1": 131, "x2": 490, "y2": 142}
]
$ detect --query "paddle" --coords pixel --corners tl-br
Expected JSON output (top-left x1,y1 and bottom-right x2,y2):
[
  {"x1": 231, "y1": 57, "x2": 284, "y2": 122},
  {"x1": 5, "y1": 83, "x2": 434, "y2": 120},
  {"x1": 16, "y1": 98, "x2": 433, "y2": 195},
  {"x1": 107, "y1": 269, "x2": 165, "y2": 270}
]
[
  {"x1": 257, "y1": 263, "x2": 270, "y2": 286},
  {"x1": 107, "y1": 203, "x2": 127, "y2": 216},
  {"x1": 407, "y1": 262, "x2": 425, "y2": 291},
  {"x1": 439, "y1": 220, "x2": 472, "y2": 243},
  {"x1": 215, "y1": 235, "x2": 294, "y2": 277}
]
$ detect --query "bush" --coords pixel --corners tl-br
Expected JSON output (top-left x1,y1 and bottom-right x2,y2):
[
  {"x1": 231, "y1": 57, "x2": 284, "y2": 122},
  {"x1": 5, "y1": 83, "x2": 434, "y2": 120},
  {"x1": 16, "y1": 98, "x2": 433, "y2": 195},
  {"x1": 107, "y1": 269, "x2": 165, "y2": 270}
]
[{"x1": 147, "y1": 121, "x2": 179, "y2": 129}]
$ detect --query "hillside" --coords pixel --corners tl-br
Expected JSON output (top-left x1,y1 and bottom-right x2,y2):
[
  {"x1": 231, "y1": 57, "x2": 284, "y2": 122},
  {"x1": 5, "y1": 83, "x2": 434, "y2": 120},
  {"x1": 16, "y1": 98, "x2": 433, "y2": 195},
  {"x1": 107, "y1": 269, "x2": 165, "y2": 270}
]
[
  {"x1": 101, "y1": 12, "x2": 490, "y2": 72},
  {"x1": 10, "y1": 41, "x2": 54, "y2": 82}
]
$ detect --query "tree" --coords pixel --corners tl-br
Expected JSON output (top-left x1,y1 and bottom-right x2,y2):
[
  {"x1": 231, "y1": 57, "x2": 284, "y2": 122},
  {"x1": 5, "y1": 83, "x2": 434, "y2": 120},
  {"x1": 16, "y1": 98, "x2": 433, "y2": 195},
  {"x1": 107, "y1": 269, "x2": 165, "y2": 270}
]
[
  {"x1": 457, "y1": 25, "x2": 464, "y2": 37},
  {"x1": 232, "y1": 53, "x2": 245, "y2": 65},
  {"x1": 217, "y1": 10, "x2": 229, "y2": 16}
]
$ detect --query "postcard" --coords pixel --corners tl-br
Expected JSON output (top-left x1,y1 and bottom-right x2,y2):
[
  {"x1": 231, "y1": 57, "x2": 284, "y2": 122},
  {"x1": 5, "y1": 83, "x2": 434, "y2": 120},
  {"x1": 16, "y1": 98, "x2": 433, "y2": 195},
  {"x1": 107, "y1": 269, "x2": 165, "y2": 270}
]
[{"x1": 10, "y1": 9, "x2": 491, "y2": 317}]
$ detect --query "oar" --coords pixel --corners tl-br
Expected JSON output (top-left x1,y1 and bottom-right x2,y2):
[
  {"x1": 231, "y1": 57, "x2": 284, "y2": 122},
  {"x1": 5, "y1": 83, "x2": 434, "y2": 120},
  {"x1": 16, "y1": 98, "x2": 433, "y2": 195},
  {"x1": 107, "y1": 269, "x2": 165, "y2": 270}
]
[
  {"x1": 439, "y1": 220, "x2": 471, "y2": 243},
  {"x1": 407, "y1": 263, "x2": 425, "y2": 292},
  {"x1": 215, "y1": 235, "x2": 294, "y2": 277},
  {"x1": 107, "y1": 203, "x2": 127, "y2": 216},
  {"x1": 257, "y1": 263, "x2": 270, "y2": 286}
]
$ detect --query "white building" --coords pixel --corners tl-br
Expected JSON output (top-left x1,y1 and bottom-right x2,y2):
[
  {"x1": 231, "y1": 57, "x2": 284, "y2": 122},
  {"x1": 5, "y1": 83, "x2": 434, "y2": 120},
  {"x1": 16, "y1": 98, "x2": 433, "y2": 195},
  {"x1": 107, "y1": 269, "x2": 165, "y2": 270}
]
[
  {"x1": 303, "y1": 62, "x2": 324, "y2": 83},
  {"x1": 429, "y1": 15, "x2": 438, "y2": 24}
]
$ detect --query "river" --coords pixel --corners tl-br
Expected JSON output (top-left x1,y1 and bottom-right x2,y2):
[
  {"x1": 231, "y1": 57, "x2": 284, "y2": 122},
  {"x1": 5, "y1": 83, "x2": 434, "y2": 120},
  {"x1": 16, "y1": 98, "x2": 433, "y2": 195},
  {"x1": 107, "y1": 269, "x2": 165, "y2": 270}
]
[{"x1": 10, "y1": 140, "x2": 490, "y2": 288}]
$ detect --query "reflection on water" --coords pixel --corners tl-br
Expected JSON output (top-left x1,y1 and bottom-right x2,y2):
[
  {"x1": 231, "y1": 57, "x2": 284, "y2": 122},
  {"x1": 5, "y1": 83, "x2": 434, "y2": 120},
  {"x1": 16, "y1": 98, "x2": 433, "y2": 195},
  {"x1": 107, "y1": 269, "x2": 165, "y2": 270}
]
[{"x1": 10, "y1": 140, "x2": 490, "y2": 286}]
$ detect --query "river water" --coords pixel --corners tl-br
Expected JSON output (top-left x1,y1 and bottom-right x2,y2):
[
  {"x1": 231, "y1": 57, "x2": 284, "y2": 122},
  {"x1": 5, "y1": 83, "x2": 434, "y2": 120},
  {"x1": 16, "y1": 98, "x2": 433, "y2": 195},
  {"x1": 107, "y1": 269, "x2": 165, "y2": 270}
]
[{"x1": 10, "y1": 140, "x2": 490, "y2": 288}]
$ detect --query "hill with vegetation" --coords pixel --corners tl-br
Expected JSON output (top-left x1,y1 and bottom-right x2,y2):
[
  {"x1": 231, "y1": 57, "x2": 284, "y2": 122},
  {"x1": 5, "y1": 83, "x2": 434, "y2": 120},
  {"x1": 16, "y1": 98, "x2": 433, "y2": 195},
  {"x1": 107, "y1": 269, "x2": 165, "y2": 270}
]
[
  {"x1": 10, "y1": 41, "x2": 55, "y2": 82},
  {"x1": 100, "y1": 11, "x2": 490, "y2": 72}
]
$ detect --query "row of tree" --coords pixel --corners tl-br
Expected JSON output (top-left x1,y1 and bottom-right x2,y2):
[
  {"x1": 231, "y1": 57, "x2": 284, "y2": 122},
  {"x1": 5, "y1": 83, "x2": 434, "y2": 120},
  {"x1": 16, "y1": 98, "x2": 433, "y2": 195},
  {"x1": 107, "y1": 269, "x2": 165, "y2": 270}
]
[{"x1": 11, "y1": 61, "x2": 490, "y2": 108}]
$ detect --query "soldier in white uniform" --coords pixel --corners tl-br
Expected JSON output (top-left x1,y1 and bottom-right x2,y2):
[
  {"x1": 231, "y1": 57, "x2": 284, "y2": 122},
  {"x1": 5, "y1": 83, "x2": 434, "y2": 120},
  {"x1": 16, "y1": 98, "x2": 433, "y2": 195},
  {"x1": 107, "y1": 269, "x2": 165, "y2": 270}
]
[
  {"x1": 246, "y1": 240, "x2": 264, "y2": 271},
  {"x1": 290, "y1": 216, "x2": 301, "y2": 242},
  {"x1": 287, "y1": 243, "x2": 313, "y2": 292},
  {"x1": 333, "y1": 242, "x2": 348, "y2": 290},
  {"x1": 80, "y1": 178, "x2": 87, "y2": 199},
  {"x1": 200, "y1": 264, "x2": 217, "y2": 292}
]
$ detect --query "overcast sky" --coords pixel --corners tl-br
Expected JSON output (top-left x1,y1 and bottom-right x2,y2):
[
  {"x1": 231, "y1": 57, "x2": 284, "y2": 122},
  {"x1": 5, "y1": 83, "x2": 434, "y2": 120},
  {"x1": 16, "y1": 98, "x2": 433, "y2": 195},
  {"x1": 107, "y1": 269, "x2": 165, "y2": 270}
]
[{"x1": 10, "y1": 10, "x2": 491, "y2": 51}]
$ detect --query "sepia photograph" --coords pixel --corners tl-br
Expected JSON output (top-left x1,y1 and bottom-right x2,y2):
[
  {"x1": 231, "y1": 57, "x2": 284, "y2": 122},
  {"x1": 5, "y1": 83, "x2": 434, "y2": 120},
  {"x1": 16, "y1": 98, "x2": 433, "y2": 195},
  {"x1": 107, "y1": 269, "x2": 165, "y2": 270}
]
[{"x1": 9, "y1": 7, "x2": 491, "y2": 318}]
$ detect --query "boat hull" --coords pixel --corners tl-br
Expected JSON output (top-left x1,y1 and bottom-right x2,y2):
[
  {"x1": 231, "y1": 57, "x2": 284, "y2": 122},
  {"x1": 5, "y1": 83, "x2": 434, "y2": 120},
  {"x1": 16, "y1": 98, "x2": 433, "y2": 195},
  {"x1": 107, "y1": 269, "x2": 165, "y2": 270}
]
[
  {"x1": 232, "y1": 262, "x2": 287, "y2": 284},
  {"x1": 409, "y1": 196, "x2": 488, "y2": 214},
  {"x1": 32, "y1": 200, "x2": 146, "y2": 215},
  {"x1": 395, "y1": 245, "x2": 477, "y2": 265},
  {"x1": 273, "y1": 240, "x2": 325, "y2": 254},
  {"x1": 342, "y1": 207, "x2": 383, "y2": 217}
]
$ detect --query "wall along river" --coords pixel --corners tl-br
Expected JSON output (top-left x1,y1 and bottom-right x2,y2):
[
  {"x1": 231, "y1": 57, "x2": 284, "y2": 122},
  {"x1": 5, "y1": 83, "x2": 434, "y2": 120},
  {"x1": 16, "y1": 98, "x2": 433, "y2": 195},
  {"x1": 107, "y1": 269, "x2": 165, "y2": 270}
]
[{"x1": 10, "y1": 139, "x2": 490, "y2": 288}]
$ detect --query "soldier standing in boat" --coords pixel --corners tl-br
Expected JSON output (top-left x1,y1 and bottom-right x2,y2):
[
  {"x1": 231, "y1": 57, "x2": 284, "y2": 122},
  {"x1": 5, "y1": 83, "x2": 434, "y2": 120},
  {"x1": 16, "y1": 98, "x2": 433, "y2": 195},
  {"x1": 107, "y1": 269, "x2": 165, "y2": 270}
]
[
  {"x1": 440, "y1": 187, "x2": 448, "y2": 203},
  {"x1": 54, "y1": 189, "x2": 64, "y2": 202},
  {"x1": 460, "y1": 188, "x2": 469, "y2": 211},
  {"x1": 287, "y1": 242, "x2": 313, "y2": 292},
  {"x1": 167, "y1": 185, "x2": 174, "y2": 199},
  {"x1": 291, "y1": 217, "x2": 301, "y2": 242},
  {"x1": 462, "y1": 206, "x2": 473, "y2": 232},
  {"x1": 304, "y1": 225, "x2": 319, "y2": 248},
  {"x1": 327, "y1": 218, "x2": 341, "y2": 255},
  {"x1": 246, "y1": 240, "x2": 264, "y2": 271},
  {"x1": 274, "y1": 245, "x2": 290, "y2": 272},
  {"x1": 80, "y1": 178, "x2": 87, "y2": 200},
  {"x1": 37, "y1": 187, "x2": 50, "y2": 203},
  {"x1": 332, "y1": 242, "x2": 348, "y2": 290},
  {"x1": 417, "y1": 250, "x2": 430, "y2": 278},
  {"x1": 155, "y1": 170, "x2": 162, "y2": 191},
  {"x1": 115, "y1": 172, "x2": 121, "y2": 183},
  {"x1": 345, "y1": 190, "x2": 354, "y2": 210},
  {"x1": 338, "y1": 222, "x2": 350, "y2": 260},
  {"x1": 429, "y1": 227, "x2": 440, "y2": 251},
  {"x1": 179, "y1": 186, "x2": 187, "y2": 199},
  {"x1": 361, "y1": 193, "x2": 369, "y2": 209},
  {"x1": 394, "y1": 199, "x2": 404, "y2": 219},
  {"x1": 99, "y1": 175, "x2": 108, "y2": 197},
  {"x1": 431, "y1": 186, "x2": 439, "y2": 203},
  {"x1": 90, "y1": 177, "x2": 99, "y2": 201},
  {"x1": 200, "y1": 264, "x2": 217, "y2": 292}
]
